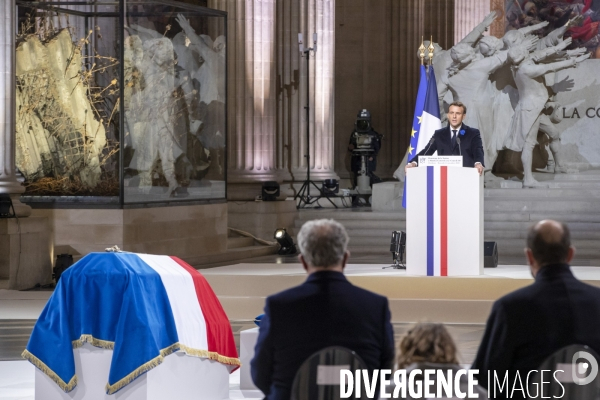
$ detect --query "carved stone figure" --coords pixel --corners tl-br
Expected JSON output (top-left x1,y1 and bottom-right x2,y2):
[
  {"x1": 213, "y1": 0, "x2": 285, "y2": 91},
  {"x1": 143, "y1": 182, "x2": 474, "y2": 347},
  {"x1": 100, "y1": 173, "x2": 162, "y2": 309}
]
[
  {"x1": 505, "y1": 40, "x2": 589, "y2": 187},
  {"x1": 126, "y1": 37, "x2": 187, "y2": 196},
  {"x1": 175, "y1": 14, "x2": 226, "y2": 151}
]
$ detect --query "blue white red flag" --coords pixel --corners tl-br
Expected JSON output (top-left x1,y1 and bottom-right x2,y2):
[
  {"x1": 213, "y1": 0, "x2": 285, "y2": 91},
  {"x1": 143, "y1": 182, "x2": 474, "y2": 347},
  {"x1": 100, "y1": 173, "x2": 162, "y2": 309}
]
[
  {"x1": 23, "y1": 252, "x2": 240, "y2": 394},
  {"x1": 417, "y1": 66, "x2": 442, "y2": 152},
  {"x1": 403, "y1": 66, "x2": 442, "y2": 208}
]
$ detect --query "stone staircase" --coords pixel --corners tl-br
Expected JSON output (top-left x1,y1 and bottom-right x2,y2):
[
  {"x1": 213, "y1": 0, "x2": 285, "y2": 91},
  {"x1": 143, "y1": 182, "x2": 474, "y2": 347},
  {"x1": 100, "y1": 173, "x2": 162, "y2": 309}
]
[
  {"x1": 294, "y1": 170, "x2": 600, "y2": 266},
  {"x1": 193, "y1": 229, "x2": 277, "y2": 268}
]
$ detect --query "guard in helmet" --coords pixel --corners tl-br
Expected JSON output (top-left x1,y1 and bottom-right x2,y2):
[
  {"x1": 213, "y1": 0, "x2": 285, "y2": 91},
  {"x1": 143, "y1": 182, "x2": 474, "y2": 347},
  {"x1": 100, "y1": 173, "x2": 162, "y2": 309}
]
[{"x1": 348, "y1": 109, "x2": 382, "y2": 189}]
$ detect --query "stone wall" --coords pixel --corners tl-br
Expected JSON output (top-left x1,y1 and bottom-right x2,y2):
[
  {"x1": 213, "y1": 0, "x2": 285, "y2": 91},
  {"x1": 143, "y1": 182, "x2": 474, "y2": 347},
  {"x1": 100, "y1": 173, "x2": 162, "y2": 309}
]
[
  {"x1": 31, "y1": 203, "x2": 228, "y2": 265},
  {"x1": 0, "y1": 217, "x2": 52, "y2": 289}
]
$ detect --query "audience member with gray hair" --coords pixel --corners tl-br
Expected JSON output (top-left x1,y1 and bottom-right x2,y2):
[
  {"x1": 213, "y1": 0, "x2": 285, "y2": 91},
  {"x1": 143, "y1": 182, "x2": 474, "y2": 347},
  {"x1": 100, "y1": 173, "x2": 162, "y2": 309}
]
[
  {"x1": 251, "y1": 219, "x2": 394, "y2": 400},
  {"x1": 296, "y1": 218, "x2": 349, "y2": 268}
]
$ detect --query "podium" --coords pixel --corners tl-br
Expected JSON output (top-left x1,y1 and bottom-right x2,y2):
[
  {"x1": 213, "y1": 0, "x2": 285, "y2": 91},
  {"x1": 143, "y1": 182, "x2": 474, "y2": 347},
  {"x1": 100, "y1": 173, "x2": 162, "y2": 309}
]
[{"x1": 406, "y1": 163, "x2": 483, "y2": 276}]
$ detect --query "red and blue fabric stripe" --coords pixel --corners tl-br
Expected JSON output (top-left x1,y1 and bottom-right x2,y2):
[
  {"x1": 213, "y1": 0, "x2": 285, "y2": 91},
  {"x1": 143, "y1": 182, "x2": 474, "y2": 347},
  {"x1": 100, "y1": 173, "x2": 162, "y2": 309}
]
[
  {"x1": 23, "y1": 252, "x2": 240, "y2": 394},
  {"x1": 426, "y1": 166, "x2": 449, "y2": 276}
]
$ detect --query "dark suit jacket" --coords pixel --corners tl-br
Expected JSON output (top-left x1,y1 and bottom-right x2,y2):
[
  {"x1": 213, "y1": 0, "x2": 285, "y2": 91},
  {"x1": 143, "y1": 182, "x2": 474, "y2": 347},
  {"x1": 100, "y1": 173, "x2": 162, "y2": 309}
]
[
  {"x1": 409, "y1": 124, "x2": 485, "y2": 168},
  {"x1": 250, "y1": 270, "x2": 395, "y2": 400},
  {"x1": 472, "y1": 264, "x2": 600, "y2": 399}
]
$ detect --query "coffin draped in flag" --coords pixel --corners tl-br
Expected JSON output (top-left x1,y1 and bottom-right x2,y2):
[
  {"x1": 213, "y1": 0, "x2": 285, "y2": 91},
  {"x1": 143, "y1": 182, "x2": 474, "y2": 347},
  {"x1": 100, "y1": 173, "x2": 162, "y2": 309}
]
[{"x1": 22, "y1": 252, "x2": 240, "y2": 394}]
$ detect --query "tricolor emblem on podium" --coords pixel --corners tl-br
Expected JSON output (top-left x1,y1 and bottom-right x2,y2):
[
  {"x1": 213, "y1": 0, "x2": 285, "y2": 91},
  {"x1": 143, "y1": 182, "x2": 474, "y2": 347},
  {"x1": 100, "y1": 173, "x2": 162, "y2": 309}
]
[{"x1": 406, "y1": 165, "x2": 483, "y2": 276}]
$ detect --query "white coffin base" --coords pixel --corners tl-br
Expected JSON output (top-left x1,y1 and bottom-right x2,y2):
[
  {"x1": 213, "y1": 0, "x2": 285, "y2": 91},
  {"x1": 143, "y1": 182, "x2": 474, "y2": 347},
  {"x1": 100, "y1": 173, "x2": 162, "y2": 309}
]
[
  {"x1": 35, "y1": 343, "x2": 231, "y2": 400},
  {"x1": 239, "y1": 328, "x2": 259, "y2": 391}
]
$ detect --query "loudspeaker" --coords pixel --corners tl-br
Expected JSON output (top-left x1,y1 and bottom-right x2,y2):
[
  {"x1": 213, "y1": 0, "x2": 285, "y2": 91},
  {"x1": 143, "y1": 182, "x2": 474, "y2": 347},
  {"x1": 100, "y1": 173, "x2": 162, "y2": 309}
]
[{"x1": 484, "y1": 241, "x2": 498, "y2": 268}]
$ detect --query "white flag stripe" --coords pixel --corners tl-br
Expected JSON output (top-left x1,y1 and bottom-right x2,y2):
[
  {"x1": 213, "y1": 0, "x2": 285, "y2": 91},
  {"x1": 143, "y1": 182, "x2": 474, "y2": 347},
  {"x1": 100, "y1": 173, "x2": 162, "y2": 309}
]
[
  {"x1": 137, "y1": 254, "x2": 209, "y2": 351},
  {"x1": 415, "y1": 111, "x2": 442, "y2": 153}
]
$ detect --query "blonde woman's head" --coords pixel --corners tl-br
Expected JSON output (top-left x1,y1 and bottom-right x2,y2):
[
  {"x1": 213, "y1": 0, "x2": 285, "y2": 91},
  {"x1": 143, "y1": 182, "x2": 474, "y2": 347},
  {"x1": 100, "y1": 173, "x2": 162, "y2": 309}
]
[{"x1": 396, "y1": 323, "x2": 459, "y2": 369}]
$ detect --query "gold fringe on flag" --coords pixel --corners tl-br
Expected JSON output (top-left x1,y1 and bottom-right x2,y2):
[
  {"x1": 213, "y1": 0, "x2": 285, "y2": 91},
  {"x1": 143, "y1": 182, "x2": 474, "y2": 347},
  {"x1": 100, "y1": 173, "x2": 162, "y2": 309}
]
[
  {"x1": 72, "y1": 334, "x2": 115, "y2": 350},
  {"x1": 21, "y1": 349, "x2": 78, "y2": 393},
  {"x1": 23, "y1": 338, "x2": 241, "y2": 395},
  {"x1": 178, "y1": 344, "x2": 241, "y2": 366},
  {"x1": 104, "y1": 343, "x2": 180, "y2": 394}
]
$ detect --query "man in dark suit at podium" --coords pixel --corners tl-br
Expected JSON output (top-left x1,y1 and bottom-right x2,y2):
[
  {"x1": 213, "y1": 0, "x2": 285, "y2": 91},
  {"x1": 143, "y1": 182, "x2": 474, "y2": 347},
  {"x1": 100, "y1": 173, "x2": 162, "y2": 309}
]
[{"x1": 405, "y1": 101, "x2": 484, "y2": 175}]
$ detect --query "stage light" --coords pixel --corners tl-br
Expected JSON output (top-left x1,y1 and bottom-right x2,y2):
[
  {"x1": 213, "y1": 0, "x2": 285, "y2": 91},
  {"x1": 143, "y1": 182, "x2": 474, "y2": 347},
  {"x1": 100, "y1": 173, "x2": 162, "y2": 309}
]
[
  {"x1": 274, "y1": 228, "x2": 297, "y2": 255},
  {"x1": 389, "y1": 230, "x2": 406, "y2": 269},
  {"x1": 262, "y1": 181, "x2": 280, "y2": 201},
  {"x1": 0, "y1": 194, "x2": 14, "y2": 218},
  {"x1": 53, "y1": 254, "x2": 74, "y2": 284},
  {"x1": 321, "y1": 179, "x2": 339, "y2": 197}
]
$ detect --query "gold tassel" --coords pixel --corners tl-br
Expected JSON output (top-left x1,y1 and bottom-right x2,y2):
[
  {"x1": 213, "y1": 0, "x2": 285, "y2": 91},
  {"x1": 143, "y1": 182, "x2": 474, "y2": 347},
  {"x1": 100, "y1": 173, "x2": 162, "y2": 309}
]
[
  {"x1": 21, "y1": 349, "x2": 78, "y2": 393},
  {"x1": 178, "y1": 344, "x2": 241, "y2": 366},
  {"x1": 24, "y1": 340, "x2": 241, "y2": 396},
  {"x1": 105, "y1": 343, "x2": 181, "y2": 394},
  {"x1": 72, "y1": 334, "x2": 115, "y2": 350}
]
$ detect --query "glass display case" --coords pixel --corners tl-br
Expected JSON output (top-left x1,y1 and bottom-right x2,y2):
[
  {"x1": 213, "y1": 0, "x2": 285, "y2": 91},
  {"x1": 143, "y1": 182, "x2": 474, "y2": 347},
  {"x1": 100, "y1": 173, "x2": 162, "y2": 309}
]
[{"x1": 15, "y1": 0, "x2": 227, "y2": 206}]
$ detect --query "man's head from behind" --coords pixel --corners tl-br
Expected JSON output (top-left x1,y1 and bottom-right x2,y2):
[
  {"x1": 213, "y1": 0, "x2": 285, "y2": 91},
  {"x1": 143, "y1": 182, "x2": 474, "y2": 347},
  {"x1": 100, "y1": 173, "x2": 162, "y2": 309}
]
[
  {"x1": 525, "y1": 220, "x2": 575, "y2": 276},
  {"x1": 297, "y1": 219, "x2": 350, "y2": 274}
]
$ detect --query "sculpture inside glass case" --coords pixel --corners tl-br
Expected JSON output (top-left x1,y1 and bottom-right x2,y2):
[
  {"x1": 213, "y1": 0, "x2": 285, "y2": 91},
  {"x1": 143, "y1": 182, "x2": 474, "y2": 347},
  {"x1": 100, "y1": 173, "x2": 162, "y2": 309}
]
[
  {"x1": 124, "y1": 14, "x2": 226, "y2": 197},
  {"x1": 15, "y1": 29, "x2": 108, "y2": 190},
  {"x1": 14, "y1": 1, "x2": 227, "y2": 202}
]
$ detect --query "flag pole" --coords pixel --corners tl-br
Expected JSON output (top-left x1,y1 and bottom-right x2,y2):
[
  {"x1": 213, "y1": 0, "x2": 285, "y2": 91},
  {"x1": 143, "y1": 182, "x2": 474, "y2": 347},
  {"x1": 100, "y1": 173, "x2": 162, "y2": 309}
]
[
  {"x1": 419, "y1": 37, "x2": 426, "y2": 66},
  {"x1": 428, "y1": 36, "x2": 435, "y2": 66}
]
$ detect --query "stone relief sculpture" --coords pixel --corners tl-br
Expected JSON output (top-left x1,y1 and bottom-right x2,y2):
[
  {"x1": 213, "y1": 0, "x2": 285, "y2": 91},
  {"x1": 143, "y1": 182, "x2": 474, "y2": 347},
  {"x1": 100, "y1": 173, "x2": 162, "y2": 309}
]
[
  {"x1": 505, "y1": 40, "x2": 589, "y2": 187},
  {"x1": 15, "y1": 29, "x2": 107, "y2": 189},
  {"x1": 429, "y1": 11, "x2": 499, "y2": 124},
  {"x1": 395, "y1": 12, "x2": 594, "y2": 188}
]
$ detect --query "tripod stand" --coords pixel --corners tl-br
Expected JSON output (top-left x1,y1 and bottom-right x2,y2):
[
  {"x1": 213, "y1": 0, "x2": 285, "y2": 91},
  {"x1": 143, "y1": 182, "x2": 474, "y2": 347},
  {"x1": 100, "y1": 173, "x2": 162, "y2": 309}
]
[{"x1": 294, "y1": 35, "x2": 336, "y2": 209}]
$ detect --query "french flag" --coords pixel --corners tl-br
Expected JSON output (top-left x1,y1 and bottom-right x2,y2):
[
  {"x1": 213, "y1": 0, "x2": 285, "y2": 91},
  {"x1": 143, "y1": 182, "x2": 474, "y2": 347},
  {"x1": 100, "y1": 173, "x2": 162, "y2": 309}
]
[
  {"x1": 403, "y1": 66, "x2": 442, "y2": 208},
  {"x1": 416, "y1": 66, "x2": 442, "y2": 153},
  {"x1": 23, "y1": 252, "x2": 240, "y2": 394}
]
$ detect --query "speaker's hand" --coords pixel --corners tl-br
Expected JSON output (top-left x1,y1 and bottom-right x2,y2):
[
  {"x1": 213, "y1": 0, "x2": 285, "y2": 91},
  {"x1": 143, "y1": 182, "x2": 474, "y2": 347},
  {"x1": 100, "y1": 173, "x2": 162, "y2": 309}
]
[{"x1": 475, "y1": 163, "x2": 484, "y2": 176}]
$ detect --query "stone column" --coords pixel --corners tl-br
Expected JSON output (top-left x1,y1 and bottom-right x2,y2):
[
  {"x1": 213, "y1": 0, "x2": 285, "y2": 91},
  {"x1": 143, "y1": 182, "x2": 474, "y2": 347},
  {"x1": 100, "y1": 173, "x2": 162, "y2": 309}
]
[
  {"x1": 454, "y1": 0, "x2": 490, "y2": 44},
  {"x1": 283, "y1": 0, "x2": 337, "y2": 182},
  {"x1": 1, "y1": 0, "x2": 30, "y2": 216},
  {"x1": 209, "y1": 0, "x2": 279, "y2": 200}
]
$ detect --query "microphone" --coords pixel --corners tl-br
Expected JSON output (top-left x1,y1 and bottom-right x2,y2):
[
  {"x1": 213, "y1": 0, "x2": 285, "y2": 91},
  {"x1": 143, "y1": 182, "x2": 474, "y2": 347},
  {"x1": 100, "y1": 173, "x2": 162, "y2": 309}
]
[
  {"x1": 412, "y1": 136, "x2": 435, "y2": 166},
  {"x1": 456, "y1": 135, "x2": 462, "y2": 157},
  {"x1": 423, "y1": 135, "x2": 435, "y2": 155}
]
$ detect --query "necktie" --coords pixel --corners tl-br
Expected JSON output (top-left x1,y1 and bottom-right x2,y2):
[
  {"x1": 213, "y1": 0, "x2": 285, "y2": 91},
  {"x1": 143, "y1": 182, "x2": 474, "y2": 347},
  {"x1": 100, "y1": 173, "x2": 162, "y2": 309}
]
[{"x1": 452, "y1": 130, "x2": 457, "y2": 148}]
